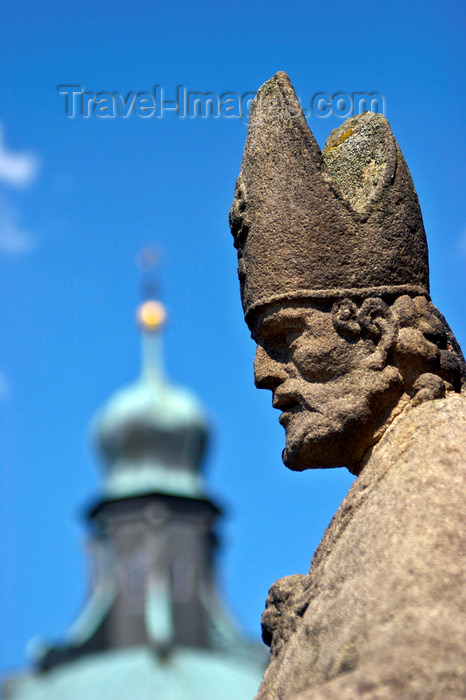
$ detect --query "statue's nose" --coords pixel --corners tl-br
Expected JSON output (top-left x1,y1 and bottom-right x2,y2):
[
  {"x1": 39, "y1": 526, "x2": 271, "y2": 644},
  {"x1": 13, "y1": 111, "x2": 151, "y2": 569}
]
[{"x1": 254, "y1": 346, "x2": 288, "y2": 391}]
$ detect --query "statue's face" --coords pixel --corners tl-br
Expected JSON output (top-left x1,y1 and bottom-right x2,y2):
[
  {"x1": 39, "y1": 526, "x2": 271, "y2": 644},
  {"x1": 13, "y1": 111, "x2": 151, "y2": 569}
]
[{"x1": 252, "y1": 304, "x2": 383, "y2": 471}]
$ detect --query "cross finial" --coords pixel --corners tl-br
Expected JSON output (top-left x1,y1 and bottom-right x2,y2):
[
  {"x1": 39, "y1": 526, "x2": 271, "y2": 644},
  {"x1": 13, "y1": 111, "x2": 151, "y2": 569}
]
[
  {"x1": 136, "y1": 244, "x2": 162, "y2": 301},
  {"x1": 136, "y1": 245, "x2": 166, "y2": 332}
]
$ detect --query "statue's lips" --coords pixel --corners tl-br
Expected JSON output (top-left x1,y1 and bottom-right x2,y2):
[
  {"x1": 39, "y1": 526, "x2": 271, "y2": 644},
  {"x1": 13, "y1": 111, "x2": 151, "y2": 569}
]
[
  {"x1": 273, "y1": 392, "x2": 299, "y2": 412},
  {"x1": 273, "y1": 387, "x2": 320, "y2": 424},
  {"x1": 274, "y1": 393, "x2": 320, "y2": 426},
  {"x1": 278, "y1": 408, "x2": 300, "y2": 427},
  {"x1": 273, "y1": 394, "x2": 302, "y2": 427}
]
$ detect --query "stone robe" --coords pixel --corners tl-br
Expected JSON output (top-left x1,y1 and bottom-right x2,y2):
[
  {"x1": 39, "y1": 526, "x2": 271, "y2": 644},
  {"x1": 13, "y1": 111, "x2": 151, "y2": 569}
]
[{"x1": 258, "y1": 393, "x2": 466, "y2": 700}]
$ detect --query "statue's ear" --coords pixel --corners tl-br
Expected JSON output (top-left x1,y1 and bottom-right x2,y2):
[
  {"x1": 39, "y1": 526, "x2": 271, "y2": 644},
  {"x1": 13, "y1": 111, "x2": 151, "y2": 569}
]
[
  {"x1": 332, "y1": 297, "x2": 398, "y2": 369},
  {"x1": 357, "y1": 298, "x2": 398, "y2": 369},
  {"x1": 331, "y1": 299, "x2": 361, "y2": 338}
]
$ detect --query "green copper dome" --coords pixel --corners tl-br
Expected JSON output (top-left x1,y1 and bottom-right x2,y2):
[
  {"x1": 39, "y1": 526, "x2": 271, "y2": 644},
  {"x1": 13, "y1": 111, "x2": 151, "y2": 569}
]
[
  {"x1": 3, "y1": 646, "x2": 264, "y2": 700},
  {"x1": 93, "y1": 302, "x2": 209, "y2": 499}
]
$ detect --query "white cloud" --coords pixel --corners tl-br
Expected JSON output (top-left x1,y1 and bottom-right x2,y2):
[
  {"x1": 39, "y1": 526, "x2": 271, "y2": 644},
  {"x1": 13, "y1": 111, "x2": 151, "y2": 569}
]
[
  {"x1": 0, "y1": 125, "x2": 40, "y2": 255},
  {"x1": 0, "y1": 123, "x2": 40, "y2": 188},
  {"x1": 0, "y1": 218, "x2": 35, "y2": 254},
  {"x1": 0, "y1": 199, "x2": 36, "y2": 254}
]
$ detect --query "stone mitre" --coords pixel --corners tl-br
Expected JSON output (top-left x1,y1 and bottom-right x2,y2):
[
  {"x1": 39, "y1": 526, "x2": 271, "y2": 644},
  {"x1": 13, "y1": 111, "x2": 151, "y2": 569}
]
[{"x1": 230, "y1": 71, "x2": 429, "y2": 328}]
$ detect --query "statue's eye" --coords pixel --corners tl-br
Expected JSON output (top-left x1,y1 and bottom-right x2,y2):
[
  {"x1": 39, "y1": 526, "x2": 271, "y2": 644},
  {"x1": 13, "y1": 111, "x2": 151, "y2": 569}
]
[
  {"x1": 285, "y1": 331, "x2": 300, "y2": 346},
  {"x1": 267, "y1": 329, "x2": 302, "y2": 359},
  {"x1": 256, "y1": 317, "x2": 305, "y2": 356}
]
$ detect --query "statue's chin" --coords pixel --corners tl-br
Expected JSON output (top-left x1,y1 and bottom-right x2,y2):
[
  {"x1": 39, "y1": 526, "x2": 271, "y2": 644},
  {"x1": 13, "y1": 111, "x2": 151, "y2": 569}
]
[
  {"x1": 282, "y1": 435, "x2": 342, "y2": 471},
  {"x1": 280, "y1": 387, "x2": 387, "y2": 471},
  {"x1": 282, "y1": 421, "x2": 355, "y2": 471}
]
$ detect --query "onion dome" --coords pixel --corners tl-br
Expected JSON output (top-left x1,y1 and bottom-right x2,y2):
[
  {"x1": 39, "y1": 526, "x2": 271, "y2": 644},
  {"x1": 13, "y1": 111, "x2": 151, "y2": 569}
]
[
  {"x1": 3, "y1": 646, "x2": 265, "y2": 700},
  {"x1": 93, "y1": 301, "x2": 208, "y2": 499}
]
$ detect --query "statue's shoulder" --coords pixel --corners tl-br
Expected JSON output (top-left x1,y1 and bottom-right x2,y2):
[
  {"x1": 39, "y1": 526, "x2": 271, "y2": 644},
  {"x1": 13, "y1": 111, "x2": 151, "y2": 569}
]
[
  {"x1": 372, "y1": 392, "x2": 466, "y2": 478},
  {"x1": 314, "y1": 392, "x2": 466, "y2": 570},
  {"x1": 395, "y1": 390, "x2": 466, "y2": 428},
  {"x1": 340, "y1": 392, "x2": 466, "y2": 575}
]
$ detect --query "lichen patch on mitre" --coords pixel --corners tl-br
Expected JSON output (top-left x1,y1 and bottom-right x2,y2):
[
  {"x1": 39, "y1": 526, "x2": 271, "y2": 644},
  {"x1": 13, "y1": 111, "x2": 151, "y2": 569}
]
[{"x1": 323, "y1": 112, "x2": 396, "y2": 214}]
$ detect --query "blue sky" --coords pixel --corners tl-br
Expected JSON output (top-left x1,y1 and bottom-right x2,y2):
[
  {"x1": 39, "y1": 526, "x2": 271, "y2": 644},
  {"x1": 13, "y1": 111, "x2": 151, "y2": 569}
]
[{"x1": 1, "y1": 0, "x2": 465, "y2": 676}]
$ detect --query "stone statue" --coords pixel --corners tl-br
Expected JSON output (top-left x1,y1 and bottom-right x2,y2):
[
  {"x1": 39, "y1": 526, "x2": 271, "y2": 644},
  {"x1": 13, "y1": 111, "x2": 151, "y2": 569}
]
[{"x1": 229, "y1": 72, "x2": 466, "y2": 699}]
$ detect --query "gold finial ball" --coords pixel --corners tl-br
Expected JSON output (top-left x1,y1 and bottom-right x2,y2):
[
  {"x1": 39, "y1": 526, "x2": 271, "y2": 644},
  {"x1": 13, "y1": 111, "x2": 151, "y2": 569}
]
[{"x1": 137, "y1": 300, "x2": 166, "y2": 331}]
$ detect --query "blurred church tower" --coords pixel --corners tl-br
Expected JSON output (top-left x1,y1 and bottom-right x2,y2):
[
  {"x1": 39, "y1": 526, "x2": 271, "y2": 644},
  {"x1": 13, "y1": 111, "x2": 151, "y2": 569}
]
[{"x1": 3, "y1": 286, "x2": 265, "y2": 699}]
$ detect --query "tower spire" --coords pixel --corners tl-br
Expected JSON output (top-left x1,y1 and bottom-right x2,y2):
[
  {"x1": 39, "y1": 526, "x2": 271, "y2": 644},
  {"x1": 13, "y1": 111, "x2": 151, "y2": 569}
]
[{"x1": 137, "y1": 299, "x2": 166, "y2": 383}]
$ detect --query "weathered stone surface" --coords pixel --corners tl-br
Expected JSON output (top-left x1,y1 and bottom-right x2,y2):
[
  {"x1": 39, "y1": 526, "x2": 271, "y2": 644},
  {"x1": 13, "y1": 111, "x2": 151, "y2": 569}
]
[{"x1": 229, "y1": 71, "x2": 466, "y2": 698}]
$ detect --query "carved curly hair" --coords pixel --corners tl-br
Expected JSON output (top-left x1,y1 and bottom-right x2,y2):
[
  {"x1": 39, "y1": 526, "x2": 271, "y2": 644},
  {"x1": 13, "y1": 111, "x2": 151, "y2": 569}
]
[{"x1": 331, "y1": 294, "x2": 466, "y2": 403}]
